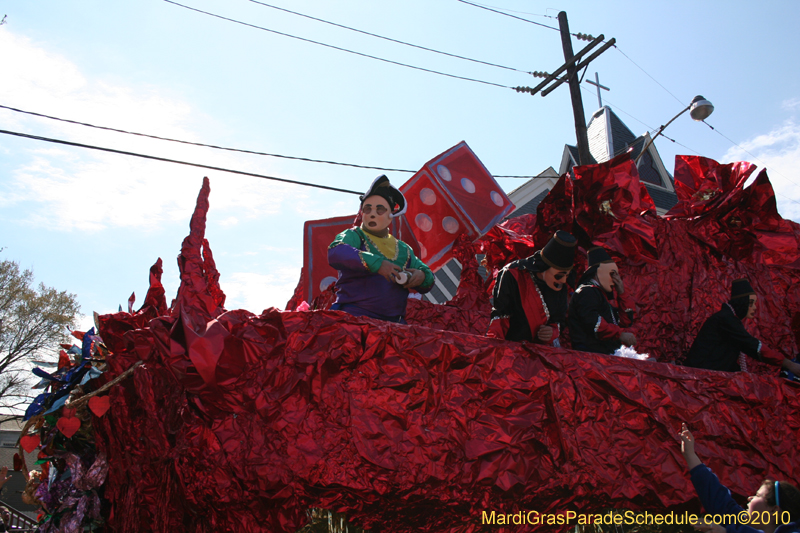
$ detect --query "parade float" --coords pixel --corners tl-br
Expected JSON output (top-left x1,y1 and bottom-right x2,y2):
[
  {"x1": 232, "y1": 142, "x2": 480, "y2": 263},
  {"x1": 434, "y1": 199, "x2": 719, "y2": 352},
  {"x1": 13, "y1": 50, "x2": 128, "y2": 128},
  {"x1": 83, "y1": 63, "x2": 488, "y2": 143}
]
[{"x1": 15, "y1": 143, "x2": 800, "y2": 532}]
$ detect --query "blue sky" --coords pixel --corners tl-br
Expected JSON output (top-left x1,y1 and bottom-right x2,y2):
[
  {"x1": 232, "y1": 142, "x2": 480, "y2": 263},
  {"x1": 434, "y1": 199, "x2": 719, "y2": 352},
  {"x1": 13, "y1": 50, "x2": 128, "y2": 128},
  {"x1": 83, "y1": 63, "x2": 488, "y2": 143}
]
[{"x1": 2, "y1": 0, "x2": 800, "y2": 332}]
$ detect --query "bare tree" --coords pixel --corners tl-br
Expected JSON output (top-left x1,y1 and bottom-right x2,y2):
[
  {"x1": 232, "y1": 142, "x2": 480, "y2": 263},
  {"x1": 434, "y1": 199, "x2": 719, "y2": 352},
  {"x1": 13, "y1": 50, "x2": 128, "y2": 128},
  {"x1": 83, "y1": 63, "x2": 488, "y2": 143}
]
[{"x1": 0, "y1": 259, "x2": 81, "y2": 415}]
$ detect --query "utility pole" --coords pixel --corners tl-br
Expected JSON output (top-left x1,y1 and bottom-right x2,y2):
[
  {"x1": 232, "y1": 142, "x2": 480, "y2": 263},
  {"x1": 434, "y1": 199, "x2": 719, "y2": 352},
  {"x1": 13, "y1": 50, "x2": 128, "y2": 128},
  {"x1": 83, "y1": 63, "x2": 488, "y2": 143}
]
[
  {"x1": 515, "y1": 11, "x2": 616, "y2": 166},
  {"x1": 557, "y1": 12, "x2": 591, "y2": 167}
]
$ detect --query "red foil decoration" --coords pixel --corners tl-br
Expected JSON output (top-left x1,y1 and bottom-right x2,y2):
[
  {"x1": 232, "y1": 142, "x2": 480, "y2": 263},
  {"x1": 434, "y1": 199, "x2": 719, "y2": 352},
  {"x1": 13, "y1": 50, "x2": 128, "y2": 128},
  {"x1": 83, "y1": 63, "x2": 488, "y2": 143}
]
[
  {"x1": 572, "y1": 152, "x2": 658, "y2": 263},
  {"x1": 92, "y1": 167, "x2": 800, "y2": 533}
]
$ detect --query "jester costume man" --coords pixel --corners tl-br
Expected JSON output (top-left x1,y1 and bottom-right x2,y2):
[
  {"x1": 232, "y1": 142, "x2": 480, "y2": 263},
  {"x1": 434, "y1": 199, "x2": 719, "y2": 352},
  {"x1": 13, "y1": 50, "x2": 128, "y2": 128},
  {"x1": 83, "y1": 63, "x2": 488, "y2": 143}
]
[
  {"x1": 328, "y1": 175, "x2": 434, "y2": 323},
  {"x1": 488, "y1": 231, "x2": 577, "y2": 345}
]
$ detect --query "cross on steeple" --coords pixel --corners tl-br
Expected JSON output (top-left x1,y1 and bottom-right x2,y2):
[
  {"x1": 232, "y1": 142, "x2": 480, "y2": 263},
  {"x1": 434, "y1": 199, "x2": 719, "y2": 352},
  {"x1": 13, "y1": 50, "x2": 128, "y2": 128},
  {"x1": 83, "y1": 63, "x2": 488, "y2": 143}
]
[{"x1": 586, "y1": 72, "x2": 610, "y2": 108}]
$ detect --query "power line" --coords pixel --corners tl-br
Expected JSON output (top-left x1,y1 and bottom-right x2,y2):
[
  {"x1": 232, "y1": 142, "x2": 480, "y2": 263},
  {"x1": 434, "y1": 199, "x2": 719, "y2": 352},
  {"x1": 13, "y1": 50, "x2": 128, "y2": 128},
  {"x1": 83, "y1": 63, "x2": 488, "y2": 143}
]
[
  {"x1": 579, "y1": 44, "x2": 800, "y2": 203},
  {"x1": 569, "y1": 95, "x2": 800, "y2": 205},
  {"x1": 454, "y1": 0, "x2": 693, "y2": 142},
  {"x1": 640, "y1": 131, "x2": 702, "y2": 158},
  {"x1": 162, "y1": 0, "x2": 511, "y2": 89},
  {"x1": 0, "y1": 104, "x2": 415, "y2": 173},
  {"x1": 576, "y1": 84, "x2": 704, "y2": 157},
  {"x1": 454, "y1": 0, "x2": 691, "y2": 115},
  {"x1": 458, "y1": 2, "x2": 557, "y2": 19},
  {"x1": 609, "y1": 43, "x2": 800, "y2": 206},
  {"x1": 577, "y1": 82, "x2": 656, "y2": 131},
  {"x1": 494, "y1": 174, "x2": 551, "y2": 179},
  {"x1": 247, "y1": 0, "x2": 532, "y2": 75},
  {"x1": 245, "y1": 0, "x2": 795, "y2": 203},
  {"x1": 0, "y1": 103, "x2": 545, "y2": 179},
  {"x1": 456, "y1": 0, "x2": 601, "y2": 45},
  {"x1": 454, "y1": 0, "x2": 694, "y2": 115},
  {"x1": 613, "y1": 46, "x2": 684, "y2": 107},
  {"x1": 607, "y1": 46, "x2": 800, "y2": 201},
  {"x1": 0, "y1": 128, "x2": 362, "y2": 195},
  {"x1": 606, "y1": 130, "x2": 699, "y2": 161},
  {"x1": 456, "y1": 0, "x2": 559, "y2": 31}
]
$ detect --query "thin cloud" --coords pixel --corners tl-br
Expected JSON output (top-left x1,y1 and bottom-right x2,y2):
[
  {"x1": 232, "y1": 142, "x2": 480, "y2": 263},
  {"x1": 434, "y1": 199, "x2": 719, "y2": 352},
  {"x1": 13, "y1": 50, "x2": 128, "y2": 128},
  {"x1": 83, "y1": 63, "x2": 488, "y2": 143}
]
[
  {"x1": 721, "y1": 120, "x2": 800, "y2": 222},
  {"x1": 0, "y1": 28, "x2": 300, "y2": 232},
  {"x1": 222, "y1": 268, "x2": 300, "y2": 313},
  {"x1": 782, "y1": 98, "x2": 800, "y2": 111}
]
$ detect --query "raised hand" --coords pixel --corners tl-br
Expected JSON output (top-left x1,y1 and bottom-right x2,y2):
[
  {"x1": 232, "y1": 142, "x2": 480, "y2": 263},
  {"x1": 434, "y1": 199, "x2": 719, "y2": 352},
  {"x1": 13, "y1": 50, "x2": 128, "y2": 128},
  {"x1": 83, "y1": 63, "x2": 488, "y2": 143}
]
[{"x1": 679, "y1": 423, "x2": 701, "y2": 470}]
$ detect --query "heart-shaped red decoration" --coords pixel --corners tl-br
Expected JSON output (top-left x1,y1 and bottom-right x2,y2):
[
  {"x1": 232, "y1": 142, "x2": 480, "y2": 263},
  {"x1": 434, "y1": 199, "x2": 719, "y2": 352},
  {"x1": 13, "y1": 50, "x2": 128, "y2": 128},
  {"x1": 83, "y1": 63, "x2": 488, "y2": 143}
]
[
  {"x1": 88, "y1": 396, "x2": 111, "y2": 417},
  {"x1": 19, "y1": 434, "x2": 40, "y2": 453},
  {"x1": 56, "y1": 416, "x2": 81, "y2": 438}
]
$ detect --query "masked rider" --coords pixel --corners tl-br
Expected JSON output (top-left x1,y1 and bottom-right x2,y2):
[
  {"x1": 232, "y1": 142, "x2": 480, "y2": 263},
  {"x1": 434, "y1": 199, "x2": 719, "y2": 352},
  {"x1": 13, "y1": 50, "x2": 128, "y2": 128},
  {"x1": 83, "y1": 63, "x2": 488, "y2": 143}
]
[
  {"x1": 328, "y1": 175, "x2": 434, "y2": 323},
  {"x1": 568, "y1": 246, "x2": 637, "y2": 354},
  {"x1": 488, "y1": 231, "x2": 577, "y2": 345}
]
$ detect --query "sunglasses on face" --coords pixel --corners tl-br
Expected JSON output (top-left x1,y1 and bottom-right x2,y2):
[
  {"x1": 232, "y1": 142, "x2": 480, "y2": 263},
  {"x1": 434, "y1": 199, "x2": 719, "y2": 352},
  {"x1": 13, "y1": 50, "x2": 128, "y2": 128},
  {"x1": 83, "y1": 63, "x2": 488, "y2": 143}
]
[
  {"x1": 361, "y1": 204, "x2": 388, "y2": 215},
  {"x1": 553, "y1": 272, "x2": 566, "y2": 281}
]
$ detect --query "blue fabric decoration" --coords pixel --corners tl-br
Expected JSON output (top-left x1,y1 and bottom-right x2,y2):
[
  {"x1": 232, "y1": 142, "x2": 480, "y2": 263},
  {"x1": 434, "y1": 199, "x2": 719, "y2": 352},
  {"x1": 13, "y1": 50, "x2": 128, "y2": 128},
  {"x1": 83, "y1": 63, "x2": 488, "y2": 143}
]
[
  {"x1": 32, "y1": 378, "x2": 52, "y2": 390},
  {"x1": 81, "y1": 327, "x2": 96, "y2": 361},
  {"x1": 32, "y1": 367, "x2": 63, "y2": 383},
  {"x1": 24, "y1": 392, "x2": 50, "y2": 420},
  {"x1": 43, "y1": 396, "x2": 68, "y2": 415},
  {"x1": 79, "y1": 367, "x2": 104, "y2": 385}
]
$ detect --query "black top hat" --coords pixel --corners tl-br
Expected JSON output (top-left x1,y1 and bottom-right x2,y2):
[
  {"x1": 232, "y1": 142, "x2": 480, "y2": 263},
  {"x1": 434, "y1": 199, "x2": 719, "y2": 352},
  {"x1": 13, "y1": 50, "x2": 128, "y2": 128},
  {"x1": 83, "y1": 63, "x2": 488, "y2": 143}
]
[
  {"x1": 587, "y1": 246, "x2": 615, "y2": 267},
  {"x1": 730, "y1": 278, "x2": 755, "y2": 300},
  {"x1": 577, "y1": 246, "x2": 616, "y2": 286},
  {"x1": 360, "y1": 175, "x2": 407, "y2": 217},
  {"x1": 539, "y1": 231, "x2": 577, "y2": 271}
]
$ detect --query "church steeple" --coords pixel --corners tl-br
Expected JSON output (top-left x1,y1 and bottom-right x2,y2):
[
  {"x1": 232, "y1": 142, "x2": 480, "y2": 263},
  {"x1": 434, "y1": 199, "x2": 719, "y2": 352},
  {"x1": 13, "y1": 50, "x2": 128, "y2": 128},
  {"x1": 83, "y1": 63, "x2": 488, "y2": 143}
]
[{"x1": 558, "y1": 106, "x2": 678, "y2": 214}]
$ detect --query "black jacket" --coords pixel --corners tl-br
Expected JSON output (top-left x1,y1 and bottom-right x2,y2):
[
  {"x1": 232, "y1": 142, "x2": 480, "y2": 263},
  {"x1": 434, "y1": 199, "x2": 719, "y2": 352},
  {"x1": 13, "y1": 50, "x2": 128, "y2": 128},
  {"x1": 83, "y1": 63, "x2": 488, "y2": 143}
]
[
  {"x1": 568, "y1": 283, "x2": 628, "y2": 354},
  {"x1": 684, "y1": 304, "x2": 761, "y2": 371},
  {"x1": 490, "y1": 264, "x2": 568, "y2": 343}
]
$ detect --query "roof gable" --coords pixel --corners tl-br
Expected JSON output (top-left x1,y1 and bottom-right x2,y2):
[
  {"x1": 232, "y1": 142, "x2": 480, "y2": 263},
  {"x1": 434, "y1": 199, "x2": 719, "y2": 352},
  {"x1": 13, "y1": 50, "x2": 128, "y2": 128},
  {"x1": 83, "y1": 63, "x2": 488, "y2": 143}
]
[{"x1": 585, "y1": 106, "x2": 637, "y2": 163}]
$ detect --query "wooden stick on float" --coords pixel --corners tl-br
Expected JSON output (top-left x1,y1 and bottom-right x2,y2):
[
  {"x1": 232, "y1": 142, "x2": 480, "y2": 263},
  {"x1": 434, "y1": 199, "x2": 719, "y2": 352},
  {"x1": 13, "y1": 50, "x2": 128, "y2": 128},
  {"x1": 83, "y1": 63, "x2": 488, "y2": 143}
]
[{"x1": 68, "y1": 360, "x2": 144, "y2": 410}]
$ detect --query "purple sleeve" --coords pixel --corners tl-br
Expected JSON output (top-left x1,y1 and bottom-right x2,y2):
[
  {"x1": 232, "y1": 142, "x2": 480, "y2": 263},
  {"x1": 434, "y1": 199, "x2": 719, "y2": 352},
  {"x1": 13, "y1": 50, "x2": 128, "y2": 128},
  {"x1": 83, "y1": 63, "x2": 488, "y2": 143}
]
[
  {"x1": 329, "y1": 243, "x2": 370, "y2": 273},
  {"x1": 328, "y1": 230, "x2": 382, "y2": 273}
]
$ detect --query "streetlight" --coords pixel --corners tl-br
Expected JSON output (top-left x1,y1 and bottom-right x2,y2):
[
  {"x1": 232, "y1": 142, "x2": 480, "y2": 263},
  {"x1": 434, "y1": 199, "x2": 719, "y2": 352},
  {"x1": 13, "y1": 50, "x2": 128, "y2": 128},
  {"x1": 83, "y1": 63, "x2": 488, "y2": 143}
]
[{"x1": 634, "y1": 95, "x2": 714, "y2": 164}]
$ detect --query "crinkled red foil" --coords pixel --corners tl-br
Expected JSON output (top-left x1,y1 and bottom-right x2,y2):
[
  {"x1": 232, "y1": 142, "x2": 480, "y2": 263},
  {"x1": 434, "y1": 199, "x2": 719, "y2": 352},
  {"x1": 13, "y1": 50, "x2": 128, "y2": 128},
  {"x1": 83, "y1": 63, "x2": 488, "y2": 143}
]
[
  {"x1": 405, "y1": 234, "x2": 491, "y2": 335},
  {"x1": 93, "y1": 165, "x2": 800, "y2": 533},
  {"x1": 571, "y1": 152, "x2": 659, "y2": 263}
]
